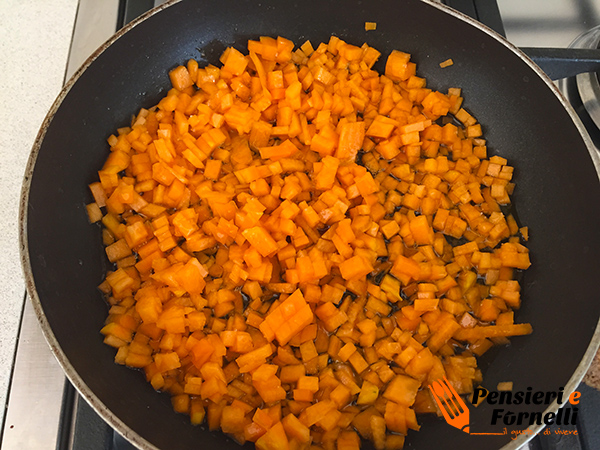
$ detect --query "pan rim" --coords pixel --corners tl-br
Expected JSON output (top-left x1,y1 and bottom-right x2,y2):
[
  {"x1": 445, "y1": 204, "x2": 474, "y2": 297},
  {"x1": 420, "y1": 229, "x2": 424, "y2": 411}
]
[
  {"x1": 18, "y1": 0, "x2": 600, "y2": 449},
  {"x1": 424, "y1": 1, "x2": 600, "y2": 448}
]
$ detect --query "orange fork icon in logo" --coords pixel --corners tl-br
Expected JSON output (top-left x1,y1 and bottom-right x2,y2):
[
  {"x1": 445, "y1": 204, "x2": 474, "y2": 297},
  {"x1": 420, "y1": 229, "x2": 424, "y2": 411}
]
[
  {"x1": 429, "y1": 377, "x2": 507, "y2": 436},
  {"x1": 429, "y1": 377, "x2": 471, "y2": 433}
]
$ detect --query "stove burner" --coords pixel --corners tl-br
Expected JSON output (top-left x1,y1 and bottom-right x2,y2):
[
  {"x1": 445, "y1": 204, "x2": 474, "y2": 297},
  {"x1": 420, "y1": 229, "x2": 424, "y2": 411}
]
[{"x1": 560, "y1": 25, "x2": 600, "y2": 141}]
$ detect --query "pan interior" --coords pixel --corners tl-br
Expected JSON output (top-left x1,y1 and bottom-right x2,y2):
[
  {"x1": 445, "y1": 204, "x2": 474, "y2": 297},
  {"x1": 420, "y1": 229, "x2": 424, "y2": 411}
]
[{"x1": 23, "y1": 1, "x2": 600, "y2": 449}]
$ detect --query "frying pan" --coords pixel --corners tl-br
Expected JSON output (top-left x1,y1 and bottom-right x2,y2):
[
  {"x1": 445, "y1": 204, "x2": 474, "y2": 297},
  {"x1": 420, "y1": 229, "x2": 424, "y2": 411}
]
[{"x1": 19, "y1": 0, "x2": 600, "y2": 449}]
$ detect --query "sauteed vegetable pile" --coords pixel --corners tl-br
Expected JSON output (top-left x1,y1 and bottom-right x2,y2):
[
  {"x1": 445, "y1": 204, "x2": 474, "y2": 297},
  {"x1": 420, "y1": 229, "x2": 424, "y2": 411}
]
[{"x1": 86, "y1": 35, "x2": 532, "y2": 450}]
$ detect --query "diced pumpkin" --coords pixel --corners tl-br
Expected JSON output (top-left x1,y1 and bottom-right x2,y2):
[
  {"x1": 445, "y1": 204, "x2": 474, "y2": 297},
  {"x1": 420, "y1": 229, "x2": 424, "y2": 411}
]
[{"x1": 92, "y1": 35, "x2": 532, "y2": 450}]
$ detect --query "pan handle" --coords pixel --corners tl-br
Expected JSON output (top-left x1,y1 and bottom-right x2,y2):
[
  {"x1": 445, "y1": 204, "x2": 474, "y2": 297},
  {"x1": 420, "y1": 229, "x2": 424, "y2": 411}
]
[{"x1": 520, "y1": 47, "x2": 600, "y2": 81}]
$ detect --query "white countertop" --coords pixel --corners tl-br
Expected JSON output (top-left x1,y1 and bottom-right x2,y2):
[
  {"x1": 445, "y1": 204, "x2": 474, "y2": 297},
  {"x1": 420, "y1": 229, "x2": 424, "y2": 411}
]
[{"x1": 0, "y1": 0, "x2": 79, "y2": 419}]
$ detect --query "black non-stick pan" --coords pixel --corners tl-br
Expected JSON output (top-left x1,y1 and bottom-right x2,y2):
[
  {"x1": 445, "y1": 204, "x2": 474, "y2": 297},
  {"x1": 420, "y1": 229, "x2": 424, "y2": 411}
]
[{"x1": 19, "y1": 0, "x2": 600, "y2": 449}]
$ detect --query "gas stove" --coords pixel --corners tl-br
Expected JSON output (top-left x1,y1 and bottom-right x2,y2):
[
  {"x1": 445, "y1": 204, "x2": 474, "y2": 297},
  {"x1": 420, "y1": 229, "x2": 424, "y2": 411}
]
[{"x1": 3, "y1": 1, "x2": 600, "y2": 449}]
